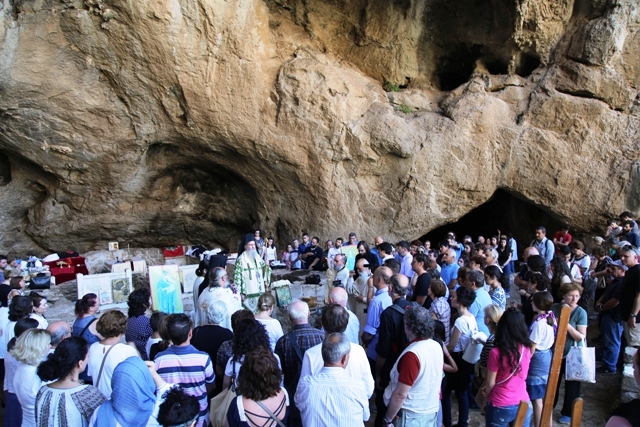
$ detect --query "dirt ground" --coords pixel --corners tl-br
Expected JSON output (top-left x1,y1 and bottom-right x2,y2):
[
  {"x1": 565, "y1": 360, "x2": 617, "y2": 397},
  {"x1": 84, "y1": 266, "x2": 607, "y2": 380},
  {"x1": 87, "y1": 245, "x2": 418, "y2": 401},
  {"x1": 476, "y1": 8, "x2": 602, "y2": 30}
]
[{"x1": 366, "y1": 286, "x2": 625, "y2": 427}]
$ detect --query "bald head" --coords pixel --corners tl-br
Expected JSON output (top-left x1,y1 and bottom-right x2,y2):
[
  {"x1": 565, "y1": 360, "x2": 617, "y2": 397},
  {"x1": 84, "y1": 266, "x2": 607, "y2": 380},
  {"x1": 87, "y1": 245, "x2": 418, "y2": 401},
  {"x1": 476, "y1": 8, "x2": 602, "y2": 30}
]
[
  {"x1": 329, "y1": 287, "x2": 348, "y2": 307},
  {"x1": 288, "y1": 300, "x2": 310, "y2": 325},
  {"x1": 374, "y1": 236, "x2": 384, "y2": 246},
  {"x1": 374, "y1": 266, "x2": 392, "y2": 290},
  {"x1": 523, "y1": 247, "x2": 539, "y2": 261},
  {"x1": 390, "y1": 274, "x2": 409, "y2": 298},
  {"x1": 47, "y1": 321, "x2": 71, "y2": 347}
]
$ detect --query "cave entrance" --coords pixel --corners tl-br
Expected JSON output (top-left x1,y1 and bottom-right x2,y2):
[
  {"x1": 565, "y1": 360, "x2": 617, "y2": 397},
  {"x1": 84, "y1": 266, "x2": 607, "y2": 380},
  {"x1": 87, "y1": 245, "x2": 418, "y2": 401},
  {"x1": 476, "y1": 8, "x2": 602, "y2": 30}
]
[
  {"x1": 420, "y1": 189, "x2": 565, "y2": 258},
  {"x1": 0, "y1": 151, "x2": 11, "y2": 186}
]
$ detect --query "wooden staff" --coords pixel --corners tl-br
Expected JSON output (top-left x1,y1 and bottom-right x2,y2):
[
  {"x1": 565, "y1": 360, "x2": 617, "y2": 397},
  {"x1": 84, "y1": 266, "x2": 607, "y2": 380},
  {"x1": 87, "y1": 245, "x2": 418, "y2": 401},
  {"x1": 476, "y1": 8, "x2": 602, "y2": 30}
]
[
  {"x1": 570, "y1": 397, "x2": 583, "y2": 427},
  {"x1": 514, "y1": 400, "x2": 531, "y2": 427},
  {"x1": 540, "y1": 304, "x2": 571, "y2": 427}
]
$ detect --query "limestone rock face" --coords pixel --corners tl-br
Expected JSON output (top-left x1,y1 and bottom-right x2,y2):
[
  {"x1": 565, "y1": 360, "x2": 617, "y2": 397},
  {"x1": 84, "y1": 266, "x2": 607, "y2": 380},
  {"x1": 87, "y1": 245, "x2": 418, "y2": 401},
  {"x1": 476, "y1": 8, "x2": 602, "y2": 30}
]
[{"x1": 0, "y1": 0, "x2": 639, "y2": 254}]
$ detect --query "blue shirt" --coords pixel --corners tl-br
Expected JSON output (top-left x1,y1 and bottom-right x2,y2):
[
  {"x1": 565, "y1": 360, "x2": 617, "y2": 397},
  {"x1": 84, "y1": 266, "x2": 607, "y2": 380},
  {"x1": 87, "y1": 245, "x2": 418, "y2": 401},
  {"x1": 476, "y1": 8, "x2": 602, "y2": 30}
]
[
  {"x1": 399, "y1": 253, "x2": 414, "y2": 278},
  {"x1": 440, "y1": 262, "x2": 460, "y2": 289},
  {"x1": 364, "y1": 289, "x2": 392, "y2": 360},
  {"x1": 531, "y1": 237, "x2": 554, "y2": 267},
  {"x1": 469, "y1": 288, "x2": 493, "y2": 336}
]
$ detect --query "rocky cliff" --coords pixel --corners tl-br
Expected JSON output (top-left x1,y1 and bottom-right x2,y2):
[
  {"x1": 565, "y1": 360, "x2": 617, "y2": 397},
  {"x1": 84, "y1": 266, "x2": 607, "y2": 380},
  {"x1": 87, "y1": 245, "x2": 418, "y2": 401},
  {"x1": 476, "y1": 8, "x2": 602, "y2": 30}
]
[{"x1": 0, "y1": 0, "x2": 638, "y2": 254}]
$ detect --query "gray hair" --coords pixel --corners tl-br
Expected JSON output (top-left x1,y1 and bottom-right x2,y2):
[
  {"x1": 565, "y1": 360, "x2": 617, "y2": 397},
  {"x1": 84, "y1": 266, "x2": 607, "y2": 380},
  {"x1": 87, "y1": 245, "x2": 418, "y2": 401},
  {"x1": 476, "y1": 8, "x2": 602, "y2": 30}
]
[
  {"x1": 202, "y1": 300, "x2": 227, "y2": 325},
  {"x1": 321, "y1": 332, "x2": 351, "y2": 364},
  {"x1": 468, "y1": 270, "x2": 484, "y2": 288},
  {"x1": 390, "y1": 274, "x2": 408, "y2": 297},
  {"x1": 404, "y1": 304, "x2": 434, "y2": 340},
  {"x1": 288, "y1": 300, "x2": 309, "y2": 321},
  {"x1": 48, "y1": 323, "x2": 70, "y2": 347},
  {"x1": 209, "y1": 267, "x2": 226, "y2": 288}
]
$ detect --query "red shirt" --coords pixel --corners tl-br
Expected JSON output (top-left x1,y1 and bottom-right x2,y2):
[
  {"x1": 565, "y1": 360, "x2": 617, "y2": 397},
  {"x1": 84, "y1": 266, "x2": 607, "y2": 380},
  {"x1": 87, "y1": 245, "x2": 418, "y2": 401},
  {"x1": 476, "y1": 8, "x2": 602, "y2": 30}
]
[
  {"x1": 553, "y1": 231, "x2": 572, "y2": 246},
  {"x1": 396, "y1": 338, "x2": 427, "y2": 386}
]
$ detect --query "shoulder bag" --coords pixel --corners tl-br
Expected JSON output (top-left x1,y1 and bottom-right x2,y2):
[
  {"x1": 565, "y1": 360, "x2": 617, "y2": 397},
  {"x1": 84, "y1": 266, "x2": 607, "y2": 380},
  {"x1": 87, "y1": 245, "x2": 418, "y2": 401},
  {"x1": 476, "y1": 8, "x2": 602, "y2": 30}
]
[
  {"x1": 565, "y1": 338, "x2": 596, "y2": 383},
  {"x1": 210, "y1": 359, "x2": 237, "y2": 427},
  {"x1": 462, "y1": 322, "x2": 483, "y2": 364}
]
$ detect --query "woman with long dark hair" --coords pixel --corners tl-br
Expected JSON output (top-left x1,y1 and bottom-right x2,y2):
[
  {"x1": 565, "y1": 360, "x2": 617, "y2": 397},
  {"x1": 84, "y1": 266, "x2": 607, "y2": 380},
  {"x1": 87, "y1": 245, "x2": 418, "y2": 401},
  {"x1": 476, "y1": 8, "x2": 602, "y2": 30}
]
[
  {"x1": 482, "y1": 308, "x2": 533, "y2": 427},
  {"x1": 496, "y1": 236, "x2": 512, "y2": 292},
  {"x1": 125, "y1": 288, "x2": 152, "y2": 360},
  {"x1": 227, "y1": 346, "x2": 289, "y2": 426},
  {"x1": 222, "y1": 319, "x2": 276, "y2": 390},
  {"x1": 36, "y1": 337, "x2": 105, "y2": 426},
  {"x1": 549, "y1": 257, "x2": 572, "y2": 303}
]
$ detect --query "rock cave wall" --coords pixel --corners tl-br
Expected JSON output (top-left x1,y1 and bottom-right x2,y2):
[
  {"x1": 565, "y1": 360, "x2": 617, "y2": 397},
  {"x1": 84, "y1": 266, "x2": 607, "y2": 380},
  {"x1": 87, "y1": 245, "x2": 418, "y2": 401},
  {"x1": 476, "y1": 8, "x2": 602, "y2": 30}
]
[{"x1": 0, "y1": 0, "x2": 638, "y2": 255}]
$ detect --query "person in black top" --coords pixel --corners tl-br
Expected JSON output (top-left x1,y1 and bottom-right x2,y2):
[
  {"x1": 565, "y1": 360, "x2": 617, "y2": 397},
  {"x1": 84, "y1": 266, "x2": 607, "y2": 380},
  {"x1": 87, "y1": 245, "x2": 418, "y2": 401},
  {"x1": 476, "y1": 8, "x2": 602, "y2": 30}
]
[
  {"x1": 301, "y1": 237, "x2": 324, "y2": 270},
  {"x1": 618, "y1": 246, "x2": 640, "y2": 347},
  {"x1": 375, "y1": 274, "x2": 411, "y2": 427},
  {"x1": 411, "y1": 254, "x2": 432, "y2": 309},
  {"x1": 191, "y1": 300, "x2": 234, "y2": 396}
]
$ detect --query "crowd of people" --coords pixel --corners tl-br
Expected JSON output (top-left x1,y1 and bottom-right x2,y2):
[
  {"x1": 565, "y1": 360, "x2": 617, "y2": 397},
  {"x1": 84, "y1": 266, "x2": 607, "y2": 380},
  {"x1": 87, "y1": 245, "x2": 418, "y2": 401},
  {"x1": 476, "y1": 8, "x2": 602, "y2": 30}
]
[{"x1": 0, "y1": 211, "x2": 639, "y2": 427}]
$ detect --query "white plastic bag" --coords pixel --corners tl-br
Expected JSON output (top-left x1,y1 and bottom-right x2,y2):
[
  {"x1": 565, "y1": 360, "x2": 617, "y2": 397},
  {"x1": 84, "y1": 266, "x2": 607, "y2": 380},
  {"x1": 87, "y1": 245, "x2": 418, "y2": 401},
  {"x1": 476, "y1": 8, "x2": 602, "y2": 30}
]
[{"x1": 565, "y1": 339, "x2": 596, "y2": 383}]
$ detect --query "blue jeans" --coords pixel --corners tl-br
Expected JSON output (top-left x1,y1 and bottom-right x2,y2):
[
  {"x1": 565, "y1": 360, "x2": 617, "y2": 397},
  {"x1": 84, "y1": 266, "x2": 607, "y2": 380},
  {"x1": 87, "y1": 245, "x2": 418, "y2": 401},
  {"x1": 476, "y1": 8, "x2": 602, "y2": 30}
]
[
  {"x1": 600, "y1": 313, "x2": 623, "y2": 371},
  {"x1": 485, "y1": 401, "x2": 532, "y2": 427}
]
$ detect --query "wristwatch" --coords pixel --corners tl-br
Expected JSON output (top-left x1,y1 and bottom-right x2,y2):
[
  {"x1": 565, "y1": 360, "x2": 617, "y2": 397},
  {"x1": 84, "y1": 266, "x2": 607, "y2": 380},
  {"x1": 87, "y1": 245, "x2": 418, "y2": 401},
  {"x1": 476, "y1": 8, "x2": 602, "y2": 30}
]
[{"x1": 631, "y1": 314, "x2": 637, "y2": 318}]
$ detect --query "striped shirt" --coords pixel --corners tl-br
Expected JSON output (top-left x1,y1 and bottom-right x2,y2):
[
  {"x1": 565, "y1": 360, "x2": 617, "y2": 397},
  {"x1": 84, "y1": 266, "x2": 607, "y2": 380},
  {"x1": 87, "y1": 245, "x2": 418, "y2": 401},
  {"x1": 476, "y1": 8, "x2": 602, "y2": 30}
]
[
  {"x1": 155, "y1": 345, "x2": 215, "y2": 427},
  {"x1": 295, "y1": 366, "x2": 370, "y2": 427}
]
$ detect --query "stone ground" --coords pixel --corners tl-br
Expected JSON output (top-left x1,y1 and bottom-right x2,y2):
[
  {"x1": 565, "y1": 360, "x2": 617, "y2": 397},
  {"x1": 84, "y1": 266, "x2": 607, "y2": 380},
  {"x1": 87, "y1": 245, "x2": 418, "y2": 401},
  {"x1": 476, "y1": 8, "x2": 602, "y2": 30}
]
[{"x1": 2, "y1": 269, "x2": 626, "y2": 426}]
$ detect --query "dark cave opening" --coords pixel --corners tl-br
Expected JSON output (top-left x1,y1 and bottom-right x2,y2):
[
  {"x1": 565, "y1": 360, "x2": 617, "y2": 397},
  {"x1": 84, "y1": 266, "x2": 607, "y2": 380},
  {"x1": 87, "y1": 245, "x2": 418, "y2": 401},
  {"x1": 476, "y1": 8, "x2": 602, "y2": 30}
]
[
  {"x1": 420, "y1": 189, "x2": 564, "y2": 259},
  {"x1": 0, "y1": 152, "x2": 11, "y2": 186},
  {"x1": 516, "y1": 52, "x2": 541, "y2": 77},
  {"x1": 436, "y1": 44, "x2": 479, "y2": 91},
  {"x1": 145, "y1": 142, "x2": 260, "y2": 248}
]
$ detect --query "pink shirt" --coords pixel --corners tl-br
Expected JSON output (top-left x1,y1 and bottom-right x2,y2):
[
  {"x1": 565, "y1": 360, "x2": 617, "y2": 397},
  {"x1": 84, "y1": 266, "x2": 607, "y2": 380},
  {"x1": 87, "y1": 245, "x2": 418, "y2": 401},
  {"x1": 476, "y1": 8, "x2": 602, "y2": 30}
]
[{"x1": 487, "y1": 346, "x2": 532, "y2": 407}]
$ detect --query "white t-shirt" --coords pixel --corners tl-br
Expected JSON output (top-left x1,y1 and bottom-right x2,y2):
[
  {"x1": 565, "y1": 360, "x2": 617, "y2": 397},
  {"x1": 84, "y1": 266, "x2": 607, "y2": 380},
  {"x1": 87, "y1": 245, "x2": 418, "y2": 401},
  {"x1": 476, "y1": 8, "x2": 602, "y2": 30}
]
[
  {"x1": 14, "y1": 363, "x2": 42, "y2": 427},
  {"x1": 255, "y1": 317, "x2": 284, "y2": 352},
  {"x1": 0, "y1": 306, "x2": 9, "y2": 358},
  {"x1": 88, "y1": 342, "x2": 139, "y2": 399},
  {"x1": 452, "y1": 314, "x2": 477, "y2": 353},
  {"x1": 264, "y1": 247, "x2": 277, "y2": 263},
  {"x1": 572, "y1": 256, "x2": 591, "y2": 277},
  {"x1": 529, "y1": 317, "x2": 555, "y2": 351},
  {"x1": 30, "y1": 313, "x2": 48, "y2": 329}
]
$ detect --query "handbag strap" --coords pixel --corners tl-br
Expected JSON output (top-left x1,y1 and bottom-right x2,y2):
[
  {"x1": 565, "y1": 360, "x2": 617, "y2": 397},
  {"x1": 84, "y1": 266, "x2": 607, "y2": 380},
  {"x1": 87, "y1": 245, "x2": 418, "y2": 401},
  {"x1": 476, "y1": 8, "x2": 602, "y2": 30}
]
[
  {"x1": 255, "y1": 400, "x2": 286, "y2": 427},
  {"x1": 496, "y1": 346, "x2": 524, "y2": 386},
  {"x1": 95, "y1": 343, "x2": 118, "y2": 388},
  {"x1": 290, "y1": 330, "x2": 304, "y2": 362},
  {"x1": 77, "y1": 318, "x2": 97, "y2": 339}
]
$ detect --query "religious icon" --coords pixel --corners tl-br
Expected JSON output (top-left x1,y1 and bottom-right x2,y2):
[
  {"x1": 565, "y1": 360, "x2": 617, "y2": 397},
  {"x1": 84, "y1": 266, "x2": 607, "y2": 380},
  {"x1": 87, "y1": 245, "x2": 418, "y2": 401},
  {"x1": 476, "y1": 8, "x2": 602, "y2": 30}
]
[
  {"x1": 149, "y1": 265, "x2": 183, "y2": 314},
  {"x1": 111, "y1": 278, "x2": 130, "y2": 303}
]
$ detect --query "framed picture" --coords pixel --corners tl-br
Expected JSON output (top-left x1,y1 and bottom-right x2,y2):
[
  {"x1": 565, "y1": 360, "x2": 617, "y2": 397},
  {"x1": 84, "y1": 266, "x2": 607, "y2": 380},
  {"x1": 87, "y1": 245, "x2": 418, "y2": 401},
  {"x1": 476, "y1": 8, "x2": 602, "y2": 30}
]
[
  {"x1": 275, "y1": 286, "x2": 292, "y2": 308},
  {"x1": 179, "y1": 264, "x2": 199, "y2": 294},
  {"x1": 108, "y1": 242, "x2": 119, "y2": 251},
  {"x1": 148, "y1": 265, "x2": 183, "y2": 314},
  {"x1": 77, "y1": 271, "x2": 132, "y2": 308},
  {"x1": 342, "y1": 245, "x2": 359, "y2": 271}
]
